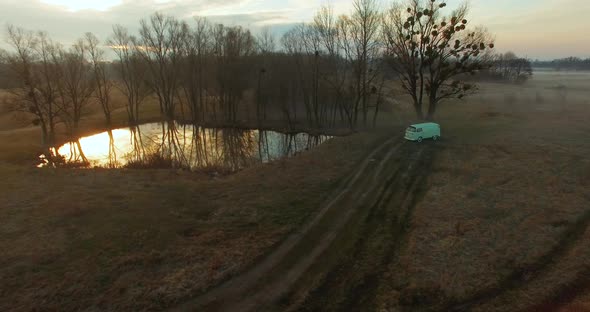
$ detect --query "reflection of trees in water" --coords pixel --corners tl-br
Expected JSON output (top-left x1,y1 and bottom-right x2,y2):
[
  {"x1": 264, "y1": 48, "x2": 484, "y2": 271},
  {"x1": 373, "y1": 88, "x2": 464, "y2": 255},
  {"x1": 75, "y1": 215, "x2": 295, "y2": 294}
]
[
  {"x1": 56, "y1": 140, "x2": 87, "y2": 166},
  {"x1": 258, "y1": 130, "x2": 270, "y2": 162},
  {"x1": 41, "y1": 130, "x2": 117, "y2": 168},
  {"x1": 40, "y1": 147, "x2": 65, "y2": 168},
  {"x1": 124, "y1": 122, "x2": 257, "y2": 171},
  {"x1": 105, "y1": 130, "x2": 118, "y2": 168},
  {"x1": 128, "y1": 126, "x2": 145, "y2": 163},
  {"x1": 124, "y1": 123, "x2": 181, "y2": 169},
  {"x1": 159, "y1": 122, "x2": 190, "y2": 168},
  {"x1": 218, "y1": 128, "x2": 258, "y2": 170},
  {"x1": 187, "y1": 127, "x2": 257, "y2": 171},
  {"x1": 48, "y1": 140, "x2": 89, "y2": 167},
  {"x1": 258, "y1": 131, "x2": 330, "y2": 162},
  {"x1": 124, "y1": 123, "x2": 330, "y2": 171},
  {"x1": 41, "y1": 121, "x2": 331, "y2": 171}
]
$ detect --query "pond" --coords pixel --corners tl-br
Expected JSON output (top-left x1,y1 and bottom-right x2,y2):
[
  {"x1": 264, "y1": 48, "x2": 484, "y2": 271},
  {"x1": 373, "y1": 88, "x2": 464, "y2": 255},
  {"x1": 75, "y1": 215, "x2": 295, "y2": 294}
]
[{"x1": 39, "y1": 122, "x2": 333, "y2": 172}]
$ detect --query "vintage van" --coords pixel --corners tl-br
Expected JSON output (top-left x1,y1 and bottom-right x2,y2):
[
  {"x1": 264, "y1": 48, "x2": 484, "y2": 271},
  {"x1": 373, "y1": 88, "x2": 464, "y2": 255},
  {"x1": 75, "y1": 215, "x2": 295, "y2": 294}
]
[{"x1": 404, "y1": 122, "x2": 441, "y2": 142}]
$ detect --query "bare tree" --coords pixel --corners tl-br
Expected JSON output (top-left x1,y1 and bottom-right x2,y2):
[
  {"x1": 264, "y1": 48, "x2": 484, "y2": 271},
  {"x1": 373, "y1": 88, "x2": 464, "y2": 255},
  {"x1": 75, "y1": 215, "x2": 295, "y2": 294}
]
[
  {"x1": 301, "y1": 2, "x2": 385, "y2": 130},
  {"x1": 279, "y1": 29, "x2": 307, "y2": 126},
  {"x1": 85, "y1": 32, "x2": 113, "y2": 125},
  {"x1": 109, "y1": 24, "x2": 150, "y2": 124},
  {"x1": 256, "y1": 26, "x2": 276, "y2": 54},
  {"x1": 55, "y1": 39, "x2": 95, "y2": 137},
  {"x1": 2, "y1": 26, "x2": 61, "y2": 146},
  {"x1": 281, "y1": 17, "x2": 360, "y2": 129},
  {"x1": 211, "y1": 24, "x2": 256, "y2": 122},
  {"x1": 314, "y1": 6, "x2": 352, "y2": 127},
  {"x1": 383, "y1": 0, "x2": 494, "y2": 120},
  {"x1": 255, "y1": 26, "x2": 276, "y2": 123},
  {"x1": 292, "y1": 23, "x2": 322, "y2": 127},
  {"x1": 137, "y1": 13, "x2": 187, "y2": 120},
  {"x1": 349, "y1": 0, "x2": 382, "y2": 126},
  {"x1": 487, "y1": 52, "x2": 532, "y2": 83},
  {"x1": 179, "y1": 17, "x2": 211, "y2": 122}
]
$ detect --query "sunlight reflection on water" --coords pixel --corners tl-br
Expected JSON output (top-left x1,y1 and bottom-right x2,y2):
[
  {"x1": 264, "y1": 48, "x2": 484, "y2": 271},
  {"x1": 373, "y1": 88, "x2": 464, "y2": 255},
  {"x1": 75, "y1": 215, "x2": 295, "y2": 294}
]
[{"x1": 39, "y1": 122, "x2": 332, "y2": 171}]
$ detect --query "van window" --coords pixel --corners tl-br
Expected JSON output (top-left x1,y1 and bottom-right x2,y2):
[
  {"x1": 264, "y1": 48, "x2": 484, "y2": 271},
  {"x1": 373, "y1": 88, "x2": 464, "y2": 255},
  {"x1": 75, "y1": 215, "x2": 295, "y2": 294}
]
[
  {"x1": 407, "y1": 126, "x2": 416, "y2": 132},
  {"x1": 417, "y1": 128, "x2": 423, "y2": 132}
]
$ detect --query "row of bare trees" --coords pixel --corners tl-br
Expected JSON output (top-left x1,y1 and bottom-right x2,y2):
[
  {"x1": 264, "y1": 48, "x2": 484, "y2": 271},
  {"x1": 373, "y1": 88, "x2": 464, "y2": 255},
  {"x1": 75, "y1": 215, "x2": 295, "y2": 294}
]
[
  {"x1": 483, "y1": 52, "x2": 533, "y2": 83},
  {"x1": 532, "y1": 57, "x2": 590, "y2": 71},
  {"x1": 1, "y1": 0, "x2": 494, "y2": 149},
  {"x1": 1, "y1": 26, "x2": 112, "y2": 145},
  {"x1": 109, "y1": 15, "x2": 259, "y2": 125},
  {"x1": 277, "y1": 1, "x2": 385, "y2": 129}
]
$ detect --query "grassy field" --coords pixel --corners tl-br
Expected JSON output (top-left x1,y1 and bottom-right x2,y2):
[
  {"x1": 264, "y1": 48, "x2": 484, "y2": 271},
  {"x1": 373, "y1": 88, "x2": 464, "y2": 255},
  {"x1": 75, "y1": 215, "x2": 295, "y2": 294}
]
[
  {"x1": 0, "y1": 129, "x2": 394, "y2": 311},
  {"x1": 374, "y1": 71, "x2": 590, "y2": 311},
  {"x1": 1, "y1": 70, "x2": 589, "y2": 311},
  {"x1": 0, "y1": 88, "x2": 395, "y2": 310}
]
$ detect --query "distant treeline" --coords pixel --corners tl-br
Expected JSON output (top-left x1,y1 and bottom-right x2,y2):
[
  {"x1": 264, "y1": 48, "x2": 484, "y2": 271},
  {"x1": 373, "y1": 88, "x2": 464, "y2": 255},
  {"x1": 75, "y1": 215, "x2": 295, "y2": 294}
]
[
  {"x1": 531, "y1": 57, "x2": 590, "y2": 71},
  {"x1": 465, "y1": 52, "x2": 533, "y2": 84}
]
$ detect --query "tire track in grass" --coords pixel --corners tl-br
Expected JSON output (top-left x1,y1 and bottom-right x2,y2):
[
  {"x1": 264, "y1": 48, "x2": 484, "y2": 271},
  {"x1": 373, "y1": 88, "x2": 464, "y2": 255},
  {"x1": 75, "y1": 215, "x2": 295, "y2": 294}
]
[
  {"x1": 234, "y1": 138, "x2": 407, "y2": 312},
  {"x1": 296, "y1": 147, "x2": 413, "y2": 310},
  {"x1": 440, "y1": 208, "x2": 590, "y2": 312},
  {"x1": 293, "y1": 143, "x2": 437, "y2": 312},
  {"x1": 341, "y1": 146, "x2": 436, "y2": 312},
  {"x1": 524, "y1": 266, "x2": 590, "y2": 312},
  {"x1": 276, "y1": 144, "x2": 414, "y2": 311},
  {"x1": 173, "y1": 134, "x2": 403, "y2": 312}
]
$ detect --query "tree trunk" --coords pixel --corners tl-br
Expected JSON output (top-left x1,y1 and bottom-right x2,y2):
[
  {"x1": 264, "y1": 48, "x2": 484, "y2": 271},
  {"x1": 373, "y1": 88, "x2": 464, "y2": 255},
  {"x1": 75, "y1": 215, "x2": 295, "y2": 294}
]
[
  {"x1": 413, "y1": 100, "x2": 424, "y2": 120},
  {"x1": 427, "y1": 96, "x2": 437, "y2": 120}
]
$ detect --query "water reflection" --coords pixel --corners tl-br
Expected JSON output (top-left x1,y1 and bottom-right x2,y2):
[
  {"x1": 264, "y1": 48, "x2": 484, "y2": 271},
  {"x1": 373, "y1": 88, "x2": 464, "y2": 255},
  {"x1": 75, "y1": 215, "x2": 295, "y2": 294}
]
[{"x1": 39, "y1": 122, "x2": 332, "y2": 172}]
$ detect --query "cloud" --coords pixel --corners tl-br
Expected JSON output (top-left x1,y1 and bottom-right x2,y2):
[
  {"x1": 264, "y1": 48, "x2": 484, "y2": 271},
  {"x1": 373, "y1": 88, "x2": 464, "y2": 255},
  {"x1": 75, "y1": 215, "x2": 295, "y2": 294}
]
[
  {"x1": 0, "y1": 0, "x2": 287, "y2": 47},
  {"x1": 198, "y1": 11, "x2": 293, "y2": 27},
  {"x1": 0, "y1": 0, "x2": 587, "y2": 59}
]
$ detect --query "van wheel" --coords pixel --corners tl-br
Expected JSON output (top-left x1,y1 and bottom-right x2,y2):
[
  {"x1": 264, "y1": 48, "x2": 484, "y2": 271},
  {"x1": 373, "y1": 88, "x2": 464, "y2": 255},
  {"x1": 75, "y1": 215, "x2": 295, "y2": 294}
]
[
  {"x1": 417, "y1": 137, "x2": 423, "y2": 143},
  {"x1": 433, "y1": 135, "x2": 439, "y2": 141}
]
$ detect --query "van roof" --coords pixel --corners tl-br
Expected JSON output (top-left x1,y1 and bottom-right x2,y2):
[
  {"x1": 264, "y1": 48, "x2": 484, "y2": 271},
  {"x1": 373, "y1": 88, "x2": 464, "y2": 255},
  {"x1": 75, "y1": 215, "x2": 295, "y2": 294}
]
[{"x1": 410, "y1": 122, "x2": 440, "y2": 127}]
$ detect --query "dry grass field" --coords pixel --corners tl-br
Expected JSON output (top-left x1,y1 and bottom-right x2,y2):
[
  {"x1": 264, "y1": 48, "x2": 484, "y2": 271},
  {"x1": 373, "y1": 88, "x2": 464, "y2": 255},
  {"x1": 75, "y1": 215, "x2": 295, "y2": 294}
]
[
  {"x1": 0, "y1": 88, "x2": 393, "y2": 310},
  {"x1": 0, "y1": 70, "x2": 589, "y2": 311},
  {"x1": 375, "y1": 71, "x2": 590, "y2": 311},
  {"x1": 0, "y1": 130, "x2": 392, "y2": 311}
]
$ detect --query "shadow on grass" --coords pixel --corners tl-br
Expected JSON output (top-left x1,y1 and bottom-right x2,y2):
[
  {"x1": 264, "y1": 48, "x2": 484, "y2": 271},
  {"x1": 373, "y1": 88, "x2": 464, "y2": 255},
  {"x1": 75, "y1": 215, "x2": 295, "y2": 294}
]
[{"x1": 439, "y1": 208, "x2": 590, "y2": 312}]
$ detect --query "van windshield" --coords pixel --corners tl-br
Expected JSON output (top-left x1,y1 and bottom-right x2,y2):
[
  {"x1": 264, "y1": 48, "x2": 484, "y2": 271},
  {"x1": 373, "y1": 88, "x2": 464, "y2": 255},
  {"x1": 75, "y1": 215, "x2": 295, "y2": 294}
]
[{"x1": 406, "y1": 126, "x2": 417, "y2": 132}]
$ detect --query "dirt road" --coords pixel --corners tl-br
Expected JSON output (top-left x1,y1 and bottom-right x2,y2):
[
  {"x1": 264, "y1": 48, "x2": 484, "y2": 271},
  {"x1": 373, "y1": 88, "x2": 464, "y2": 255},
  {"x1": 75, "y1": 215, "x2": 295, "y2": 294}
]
[{"x1": 174, "y1": 134, "x2": 438, "y2": 311}]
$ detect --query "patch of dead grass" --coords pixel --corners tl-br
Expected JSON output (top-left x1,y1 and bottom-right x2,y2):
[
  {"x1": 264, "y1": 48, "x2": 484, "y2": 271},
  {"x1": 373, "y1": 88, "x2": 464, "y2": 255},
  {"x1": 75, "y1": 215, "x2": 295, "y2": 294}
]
[{"x1": 0, "y1": 129, "x2": 389, "y2": 311}]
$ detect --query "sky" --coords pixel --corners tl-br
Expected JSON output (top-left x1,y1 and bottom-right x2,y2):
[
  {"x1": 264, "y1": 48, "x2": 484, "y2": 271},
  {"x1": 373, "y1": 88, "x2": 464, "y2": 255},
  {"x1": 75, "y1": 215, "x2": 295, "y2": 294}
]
[{"x1": 0, "y1": 0, "x2": 588, "y2": 60}]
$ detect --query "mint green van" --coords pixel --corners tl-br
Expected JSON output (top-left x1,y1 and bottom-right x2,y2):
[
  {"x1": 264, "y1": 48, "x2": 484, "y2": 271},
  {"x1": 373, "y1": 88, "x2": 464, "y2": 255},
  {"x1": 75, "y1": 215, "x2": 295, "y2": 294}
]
[{"x1": 405, "y1": 122, "x2": 441, "y2": 142}]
